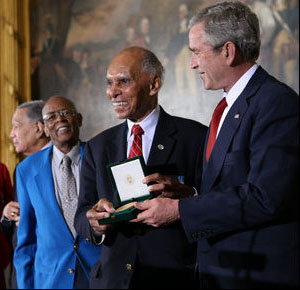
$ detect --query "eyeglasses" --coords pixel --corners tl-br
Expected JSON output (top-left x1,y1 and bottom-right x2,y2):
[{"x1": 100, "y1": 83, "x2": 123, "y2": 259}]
[{"x1": 43, "y1": 109, "x2": 76, "y2": 124}]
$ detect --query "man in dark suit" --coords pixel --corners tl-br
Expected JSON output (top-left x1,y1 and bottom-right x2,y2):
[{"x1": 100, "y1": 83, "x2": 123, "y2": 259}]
[
  {"x1": 133, "y1": 2, "x2": 299, "y2": 289},
  {"x1": 14, "y1": 96, "x2": 101, "y2": 289},
  {"x1": 74, "y1": 46, "x2": 207, "y2": 289}
]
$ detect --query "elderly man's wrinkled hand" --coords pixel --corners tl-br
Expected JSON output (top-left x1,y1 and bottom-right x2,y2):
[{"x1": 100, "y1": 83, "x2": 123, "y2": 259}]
[{"x1": 86, "y1": 198, "x2": 115, "y2": 234}]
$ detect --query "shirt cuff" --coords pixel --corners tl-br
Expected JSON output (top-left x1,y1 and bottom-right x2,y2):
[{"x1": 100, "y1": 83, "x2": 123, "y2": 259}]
[
  {"x1": 193, "y1": 187, "x2": 198, "y2": 196},
  {"x1": 91, "y1": 230, "x2": 105, "y2": 245}
]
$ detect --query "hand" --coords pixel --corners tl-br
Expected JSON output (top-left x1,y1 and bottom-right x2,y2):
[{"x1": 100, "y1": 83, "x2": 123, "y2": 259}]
[
  {"x1": 131, "y1": 197, "x2": 180, "y2": 227},
  {"x1": 86, "y1": 198, "x2": 115, "y2": 234},
  {"x1": 3, "y1": 201, "x2": 20, "y2": 226},
  {"x1": 143, "y1": 173, "x2": 195, "y2": 199}
]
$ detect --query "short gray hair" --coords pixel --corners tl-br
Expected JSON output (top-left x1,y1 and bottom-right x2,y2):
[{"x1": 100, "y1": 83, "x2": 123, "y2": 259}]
[
  {"x1": 17, "y1": 100, "x2": 45, "y2": 123},
  {"x1": 189, "y1": 1, "x2": 260, "y2": 62},
  {"x1": 140, "y1": 48, "x2": 165, "y2": 86}
]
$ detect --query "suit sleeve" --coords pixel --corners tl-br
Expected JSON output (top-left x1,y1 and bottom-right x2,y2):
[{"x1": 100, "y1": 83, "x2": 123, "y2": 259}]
[
  {"x1": 179, "y1": 88, "x2": 299, "y2": 243},
  {"x1": 75, "y1": 142, "x2": 101, "y2": 242},
  {"x1": 14, "y1": 166, "x2": 37, "y2": 289}
]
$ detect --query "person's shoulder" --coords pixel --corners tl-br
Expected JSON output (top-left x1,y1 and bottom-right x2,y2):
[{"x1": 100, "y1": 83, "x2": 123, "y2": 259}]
[
  {"x1": 0, "y1": 162, "x2": 8, "y2": 172},
  {"x1": 246, "y1": 69, "x2": 299, "y2": 120},
  {"x1": 17, "y1": 147, "x2": 50, "y2": 172},
  {"x1": 255, "y1": 68, "x2": 298, "y2": 102},
  {"x1": 87, "y1": 122, "x2": 125, "y2": 146},
  {"x1": 166, "y1": 113, "x2": 208, "y2": 133}
]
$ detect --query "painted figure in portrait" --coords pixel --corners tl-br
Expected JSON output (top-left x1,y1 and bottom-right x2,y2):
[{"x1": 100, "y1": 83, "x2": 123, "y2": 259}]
[{"x1": 29, "y1": 0, "x2": 299, "y2": 141}]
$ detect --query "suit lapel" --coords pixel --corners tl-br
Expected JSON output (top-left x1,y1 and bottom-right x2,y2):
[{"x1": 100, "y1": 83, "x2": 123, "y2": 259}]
[
  {"x1": 201, "y1": 67, "x2": 267, "y2": 193},
  {"x1": 147, "y1": 108, "x2": 177, "y2": 166},
  {"x1": 106, "y1": 112, "x2": 176, "y2": 168},
  {"x1": 108, "y1": 122, "x2": 128, "y2": 163},
  {"x1": 34, "y1": 146, "x2": 75, "y2": 239}
]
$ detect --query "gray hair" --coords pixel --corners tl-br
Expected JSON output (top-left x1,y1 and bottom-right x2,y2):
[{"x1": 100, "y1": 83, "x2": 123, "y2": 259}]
[
  {"x1": 17, "y1": 100, "x2": 45, "y2": 123},
  {"x1": 140, "y1": 48, "x2": 165, "y2": 86},
  {"x1": 189, "y1": 1, "x2": 260, "y2": 62}
]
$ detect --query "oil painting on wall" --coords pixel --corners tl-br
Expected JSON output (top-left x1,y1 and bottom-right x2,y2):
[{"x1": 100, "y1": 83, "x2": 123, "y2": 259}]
[{"x1": 29, "y1": 0, "x2": 299, "y2": 141}]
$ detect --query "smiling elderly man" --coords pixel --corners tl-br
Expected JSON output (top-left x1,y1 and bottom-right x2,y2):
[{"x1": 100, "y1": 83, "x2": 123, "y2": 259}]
[
  {"x1": 74, "y1": 47, "x2": 207, "y2": 289},
  {"x1": 14, "y1": 96, "x2": 101, "y2": 289}
]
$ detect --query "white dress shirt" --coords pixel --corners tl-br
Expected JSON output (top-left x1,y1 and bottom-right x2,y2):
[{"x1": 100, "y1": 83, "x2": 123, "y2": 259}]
[
  {"x1": 51, "y1": 142, "x2": 81, "y2": 209},
  {"x1": 217, "y1": 64, "x2": 258, "y2": 137},
  {"x1": 94, "y1": 107, "x2": 161, "y2": 244},
  {"x1": 127, "y1": 105, "x2": 160, "y2": 164}
]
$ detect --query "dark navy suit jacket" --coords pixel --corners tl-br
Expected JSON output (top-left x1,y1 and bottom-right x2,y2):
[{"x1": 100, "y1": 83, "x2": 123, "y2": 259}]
[
  {"x1": 75, "y1": 107, "x2": 207, "y2": 289},
  {"x1": 179, "y1": 67, "x2": 299, "y2": 289}
]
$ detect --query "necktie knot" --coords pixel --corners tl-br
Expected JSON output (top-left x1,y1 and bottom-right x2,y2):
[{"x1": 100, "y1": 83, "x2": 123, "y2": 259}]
[
  {"x1": 62, "y1": 155, "x2": 72, "y2": 170},
  {"x1": 214, "y1": 97, "x2": 227, "y2": 116},
  {"x1": 132, "y1": 124, "x2": 144, "y2": 136}
]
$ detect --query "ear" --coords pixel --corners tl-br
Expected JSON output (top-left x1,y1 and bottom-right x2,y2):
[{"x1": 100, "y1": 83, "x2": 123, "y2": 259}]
[
  {"x1": 77, "y1": 113, "x2": 83, "y2": 128},
  {"x1": 149, "y1": 76, "x2": 161, "y2": 96},
  {"x1": 223, "y1": 42, "x2": 236, "y2": 66},
  {"x1": 44, "y1": 123, "x2": 50, "y2": 137},
  {"x1": 36, "y1": 121, "x2": 45, "y2": 138}
]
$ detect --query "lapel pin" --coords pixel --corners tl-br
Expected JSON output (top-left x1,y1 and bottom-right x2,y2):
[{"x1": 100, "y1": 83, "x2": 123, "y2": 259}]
[
  {"x1": 234, "y1": 113, "x2": 240, "y2": 119},
  {"x1": 157, "y1": 144, "x2": 164, "y2": 150}
]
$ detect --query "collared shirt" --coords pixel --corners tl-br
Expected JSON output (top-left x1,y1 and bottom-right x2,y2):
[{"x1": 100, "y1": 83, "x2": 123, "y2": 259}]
[
  {"x1": 93, "y1": 107, "x2": 160, "y2": 244},
  {"x1": 127, "y1": 105, "x2": 160, "y2": 164},
  {"x1": 217, "y1": 64, "x2": 258, "y2": 137},
  {"x1": 42, "y1": 141, "x2": 52, "y2": 150},
  {"x1": 51, "y1": 142, "x2": 81, "y2": 209}
]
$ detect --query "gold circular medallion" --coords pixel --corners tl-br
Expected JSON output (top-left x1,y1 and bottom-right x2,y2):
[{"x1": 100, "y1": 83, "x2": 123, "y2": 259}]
[{"x1": 126, "y1": 174, "x2": 134, "y2": 185}]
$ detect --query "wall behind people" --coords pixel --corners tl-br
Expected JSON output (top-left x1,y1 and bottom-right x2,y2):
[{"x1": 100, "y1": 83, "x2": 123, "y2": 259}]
[
  {"x1": 0, "y1": 0, "x2": 31, "y2": 178},
  {"x1": 28, "y1": 0, "x2": 298, "y2": 141}
]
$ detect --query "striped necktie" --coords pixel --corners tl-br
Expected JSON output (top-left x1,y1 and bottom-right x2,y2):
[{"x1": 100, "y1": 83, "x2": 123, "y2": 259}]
[{"x1": 129, "y1": 125, "x2": 144, "y2": 158}]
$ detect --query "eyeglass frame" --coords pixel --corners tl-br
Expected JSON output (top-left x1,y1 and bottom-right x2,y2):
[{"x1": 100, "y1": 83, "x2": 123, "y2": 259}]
[{"x1": 42, "y1": 109, "x2": 77, "y2": 125}]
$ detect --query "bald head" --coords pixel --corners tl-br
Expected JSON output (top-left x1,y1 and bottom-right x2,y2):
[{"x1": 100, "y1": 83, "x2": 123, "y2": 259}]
[{"x1": 42, "y1": 96, "x2": 77, "y2": 116}]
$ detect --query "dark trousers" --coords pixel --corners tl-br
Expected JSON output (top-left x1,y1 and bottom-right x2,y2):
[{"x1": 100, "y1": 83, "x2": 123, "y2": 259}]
[
  {"x1": 74, "y1": 259, "x2": 89, "y2": 289},
  {"x1": 129, "y1": 266, "x2": 196, "y2": 289}
]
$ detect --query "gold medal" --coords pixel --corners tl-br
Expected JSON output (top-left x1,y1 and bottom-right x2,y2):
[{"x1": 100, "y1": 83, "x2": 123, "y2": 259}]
[
  {"x1": 126, "y1": 174, "x2": 134, "y2": 185},
  {"x1": 115, "y1": 201, "x2": 136, "y2": 213}
]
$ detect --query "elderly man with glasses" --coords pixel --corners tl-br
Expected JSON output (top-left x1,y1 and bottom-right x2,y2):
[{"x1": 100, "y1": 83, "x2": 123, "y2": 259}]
[{"x1": 14, "y1": 96, "x2": 101, "y2": 289}]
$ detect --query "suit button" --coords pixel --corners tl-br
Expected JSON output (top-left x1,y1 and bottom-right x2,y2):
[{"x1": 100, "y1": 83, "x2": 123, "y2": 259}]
[
  {"x1": 126, "y1": 264, "x2": 133, "y2": 271},
  {"x1": 85, "y1": 238, "x2": 90, "y2": 242},
  {"x1": 73, "y1": 243, "x2": 79, "y2": 250},
  {"x1": 68, "y1": 269, "x2": 74, "y2": 274}
]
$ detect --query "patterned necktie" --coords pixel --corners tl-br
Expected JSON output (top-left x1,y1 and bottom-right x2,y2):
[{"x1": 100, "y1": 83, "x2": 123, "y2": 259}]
[
  {"x1": 206, "y1": 97, "x2": 228, "y2": 162},
  {"x1": 128, "y1": 124, "x2": 144, "y2": 158},
  {"x1": 61, "y1": 155, "x2": 78, "y2": 237}
]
